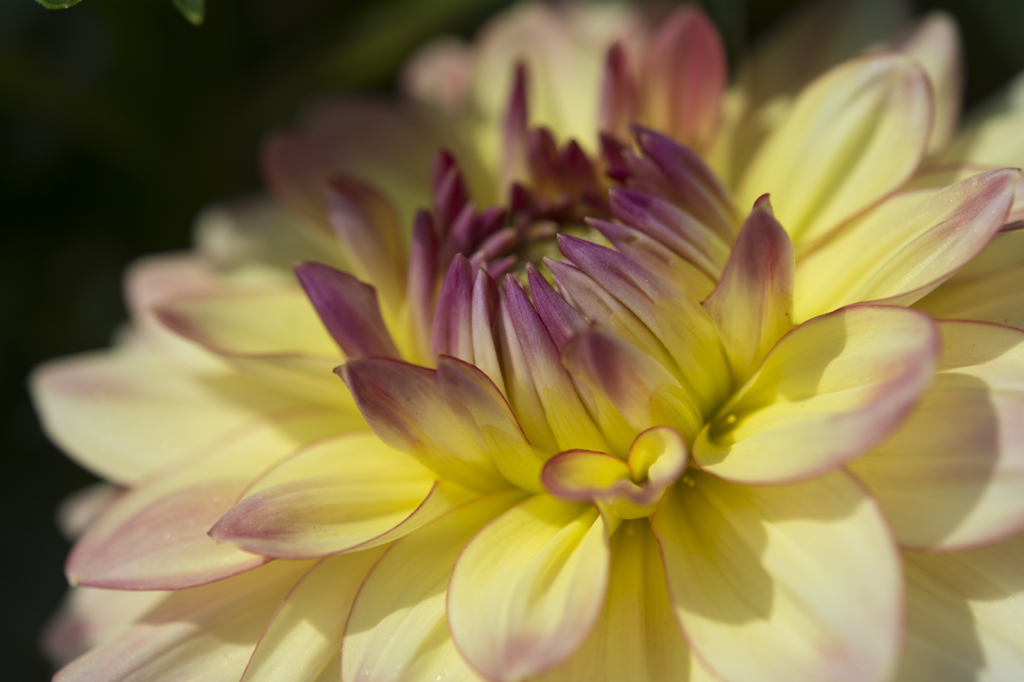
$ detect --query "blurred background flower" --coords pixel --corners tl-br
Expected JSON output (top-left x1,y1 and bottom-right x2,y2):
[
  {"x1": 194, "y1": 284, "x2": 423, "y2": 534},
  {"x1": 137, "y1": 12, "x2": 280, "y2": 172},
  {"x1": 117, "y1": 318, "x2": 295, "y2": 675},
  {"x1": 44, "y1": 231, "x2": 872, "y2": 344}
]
[{"x1": 2, "y1": 0, "x2": 1024, "y2": 679}]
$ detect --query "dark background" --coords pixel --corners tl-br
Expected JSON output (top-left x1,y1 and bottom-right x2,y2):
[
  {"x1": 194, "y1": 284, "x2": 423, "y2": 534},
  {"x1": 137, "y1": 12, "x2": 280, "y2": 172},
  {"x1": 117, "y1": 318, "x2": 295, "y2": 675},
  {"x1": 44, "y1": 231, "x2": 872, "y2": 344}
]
[{"x1": 2, "y1": 0, "x2": 1022, "y2": 678}]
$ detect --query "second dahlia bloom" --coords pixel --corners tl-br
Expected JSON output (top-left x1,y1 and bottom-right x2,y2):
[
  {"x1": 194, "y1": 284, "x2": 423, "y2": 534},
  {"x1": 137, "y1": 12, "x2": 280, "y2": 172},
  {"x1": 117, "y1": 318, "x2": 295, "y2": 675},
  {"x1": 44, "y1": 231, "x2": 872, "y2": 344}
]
[{"x1": 34, "y1": 2, "x2": 1024, "y2": 681}]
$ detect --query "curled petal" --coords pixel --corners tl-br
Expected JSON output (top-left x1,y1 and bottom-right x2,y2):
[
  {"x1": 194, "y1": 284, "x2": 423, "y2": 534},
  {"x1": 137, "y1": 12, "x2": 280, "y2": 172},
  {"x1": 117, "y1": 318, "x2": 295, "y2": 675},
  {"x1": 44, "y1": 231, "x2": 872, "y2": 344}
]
[
  {"x1": 294, "y1": 262, "x2": 400, "y2": 360},
  {"x1": 542, "y1": 427, "x2": 687, "y2": 518},
  {"x1": 651, "y1": 470, "x2": 902, "y2": 682},
  {"x1": 598, "y1": 42, "x2": 637, "y2": 140},
  {"x1": 795, "y1": 169, "x2": 1019, "y2": 321},
  {"x1": 851, "y1": 321, "x2": 1024, "y2": 550},
  {"x1": 737, "y1": 53, "x2": 933, "y2": 248},
  {"x1": 694, "y1": 305, "x2": 939, "y2": 484},
  {"x1": 448, "y1": 495, "x2": 610, "y2": 681},
  {"x1": 702, "y1": 196, "x2": 795, "y2": 383},
  {"x1": 209, "y1": 432, "x2": 471, "y2": 559},
  {"x1": 432, "y1": 255, "x2": 475, "y2": 362},
  {"x1": 342, "y1": 492, "x2": 525, "y2": 682}
]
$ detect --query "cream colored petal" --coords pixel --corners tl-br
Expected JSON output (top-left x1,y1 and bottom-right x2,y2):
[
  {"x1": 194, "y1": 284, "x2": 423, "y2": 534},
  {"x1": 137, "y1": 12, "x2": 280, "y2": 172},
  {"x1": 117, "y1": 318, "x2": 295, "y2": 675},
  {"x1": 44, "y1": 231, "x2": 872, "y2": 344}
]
[
  {"x1": 794, "y1": 169, "x2": 1019, "y2": 322},
  {"x1": 535, "y1": 520, "x2": 711, "y2": 682},
  {"x1": 65, "y1": 408, "x2": 350, "y2": 590},
  {"x1": 54, "y1": 560, "x2": 315, "y2": 682},
  {"x1": 401, "y1": 37, "x2": 474, "y2": 117},
  {"x1": 30, "y1": 342, "x2": 310, "y2": 484},
  {"x1": 341, "y1": 492, "x2": 525, "y2": 682},
  {"x1": 895, "y1": 532, "x2": 1024, "y2": 681},
  {"x1": 901, "y1": 12, "x2": 963, "y2": 156},
  {"x1": 447, "y1": 495, "x2": 610, "y2": 681},
  {"x1": 651, "y1": 470, "x2": 902, "y2": 682},
  {"x1": 210, "y1": 432, "x2": 472, "y2": 559},
  {"x1": 42, "y1": 587, "x2": 169, "y2": 666},
  {"x1": 737, "y1": 53, "x2": 932, "y2": 249},
  {"x1": 694, "y1": 305, "x2": 938, "y2": 484},
  {"x1": 851, "y1": 321, "x2": 1024, "y2": 550},
  {"x1": 241, "y1": 549, "x2": 386, "y2": 682},
  {"x1": 55, "y1": 482, "x2": 121, "y2": 540},
  {"x1": 157, "y1": 289, "x2": 355, "y2": 409},
  {"x1": 916, "y1": 226, "x2": 1024, "y2": 329}
]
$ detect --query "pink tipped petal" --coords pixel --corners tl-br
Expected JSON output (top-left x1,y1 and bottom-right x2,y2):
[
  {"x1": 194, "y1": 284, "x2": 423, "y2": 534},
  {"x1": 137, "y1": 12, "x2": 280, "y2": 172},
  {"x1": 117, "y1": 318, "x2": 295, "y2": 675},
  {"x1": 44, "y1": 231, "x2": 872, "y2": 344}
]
[
  {"x1": 54, "y1": 560, "x2": 314, "y2": 682},
  {"x1": 640, "y1": 6, "x2": 727, "y2": 154},
  {"x1": 209, "y1": 432, "x2": 473, "y2": 559},
  {"x1": 916, "y1": 227, "x2": 1024, "y2": 329},
  {"x1": 433, "y1": 164, "x2": 470, "y2": 236},
  {"x1": 588, "y1": 219, "x2": 715, "y2": 303},
  {"x1": 609, "y1": 188, "x2": 730, "y2": 279},
  {"x1": 64, "y1": 408, "x2": 347, "y2": 590},
  {"x1": 505, "y1": 276, "x2": 608, "y2": 453},
  {"x1": 406, "y1": 210, "x2": 438, "y2": 363},
  {"x1": 694, "y1": 305, "x2": 939, "y2": 484},
  {"x1": 632, "y1": 127, "x2": 738, "y2": 239},
  {"x1": 448, "y1": 495, "x2": 610, "y2": 681},
  {"x1": 702, "y1": 197, "x2": 795, "y2": 383},
  {"x1": 851, "y1": 321, "x2": 1024, "y2": 550},
  {"x1": 526, "y1": 264, "x2": 587, "y2": 350},
  {"x1": 502, "y1": 62, "x2": 531, "y2": 192},
  {"x1": 470, "y1": 268, "x2": 505, "y2": 394},
  {"x1": 437, "y1": 356, "x2": 545, "y2": 493},
  {"x1": 561, "y1": 328, "x2": 698, "y2": 438},
  {"x1": 901, "y1": 12, "x2": 963, "y2": 156},
  {"x1": 431, "y1": 255, "x2": 475, "y2": 362},
  {"x1": 339, "y1": 358, "x2": 507, "y2": 491},
  {"x1": 156, "y1": 290, "x2": 352, "y2": 409},
  {"x1": 897, "y1": 533, "x2": 1024, "y2": 680},
  {"x1": 294, "y1": 262, "x2": 400, "y2": 360},
  {"x1": 796, "y1": 169, "x2": 1020, "y2": 321},
  {"x1": 240, "y1": 549, "x2": 385, "y2": 682},
  {"x1": 599, "y1": 42, "x2": 638, "y2": 140},
  {"x1": 557, "y1": 235, "x2": 729, "y2": 415},
  {"x1": 325, "y1": 176, "x2": 407, "y2": 311},
  {"x1": 342, "y1": 491, "x2": 525, "y2": 682},
  {"x1": 542, "y1": 427, "x2": 686, "y2": 518},
  {"x1": 29, "y1": 343, "x2": 309, "y2": 484},
  {"x1": 651, "y1": 470, "x2": 902, "y2": 682},
  {"x1": 737, "y1": 53, "x2": 934, "y2": 248}
]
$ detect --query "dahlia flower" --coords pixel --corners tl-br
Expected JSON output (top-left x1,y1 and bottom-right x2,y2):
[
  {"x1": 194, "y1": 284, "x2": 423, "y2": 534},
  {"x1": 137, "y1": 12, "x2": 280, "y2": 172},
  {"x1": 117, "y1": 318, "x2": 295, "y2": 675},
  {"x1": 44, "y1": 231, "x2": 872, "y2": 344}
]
[{"x1": 34, "y1": 1, "x2": 1024, "y2": 681}]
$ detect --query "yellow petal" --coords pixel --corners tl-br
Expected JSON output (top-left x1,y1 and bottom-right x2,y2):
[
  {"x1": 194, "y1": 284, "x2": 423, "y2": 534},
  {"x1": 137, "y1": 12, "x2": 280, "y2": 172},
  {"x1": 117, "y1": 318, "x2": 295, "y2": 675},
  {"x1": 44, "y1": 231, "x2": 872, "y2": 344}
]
[
  {"x1": 210, "y1": 432, "x2": 473, "y2": 559},
  {"x1": 896, "y1": 532, "x2": 1024, "y2": 681},
  {"x1": 901, "y1": 12, "x2": 962, "y2": 156},
  {"x1": 851, "y1": 321, "x2": 1024, "y2": 550},
  {"x1": 55, "y1": 560, "x2": 314, "y2": 682},
  {"x1": 534, "y1": 520, "x2": 712, "y2": 682},
  {"x1": 651, "y1": 470, "x2": 902, "y2": 682},
  {"x1": 158, "y1": 289, "x2": 354, "y2": 409},
  {"x1": 794, "y1": 169, "x2": 1019, "y2": 321},
  {"x1": 65, "y1": 408, "x2": 348, "y2": 590},
  {"x1": 694, "y1": 305, "x2": 938, "y2": 484},
  {"x1": 916, "y1": 227, "x2": 1024, "y2": 329},
  {"x1": 702, "y1": 196, "x2": 794, "y2": 383},
  {"x1": 341, "y1": 492, "x2": 525, "y2": 682},
  {"x1": 29, "y1": 342, "x2": 309, "y2": 484},
  {"x1": 241, "y1": 549, "x2": 386, "y2": 682},
  {"x1": 737, "y1": 53, "x2": 932, "y2": 249},
  {"x1": 448, "y1": 495, "x2": 609, "y2": 681}
]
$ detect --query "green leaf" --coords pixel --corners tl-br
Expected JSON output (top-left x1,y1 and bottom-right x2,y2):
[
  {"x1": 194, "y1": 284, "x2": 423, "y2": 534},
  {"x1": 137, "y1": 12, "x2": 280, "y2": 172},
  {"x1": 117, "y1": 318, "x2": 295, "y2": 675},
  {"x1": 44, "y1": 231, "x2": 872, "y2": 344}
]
[
  {"x1": 172, "y1": 0, "x2": 205, "y2": 26},
  {"x1": 34, "y1": 0, "x2": 83, "y2": 8}
]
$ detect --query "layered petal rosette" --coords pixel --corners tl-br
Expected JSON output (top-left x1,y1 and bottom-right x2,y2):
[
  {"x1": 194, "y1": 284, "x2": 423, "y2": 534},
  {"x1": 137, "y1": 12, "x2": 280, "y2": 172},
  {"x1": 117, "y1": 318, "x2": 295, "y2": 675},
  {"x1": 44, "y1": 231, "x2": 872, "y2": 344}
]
[{"x1": 35, "y1": 2, "x2": 1024, "y2": 682}]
